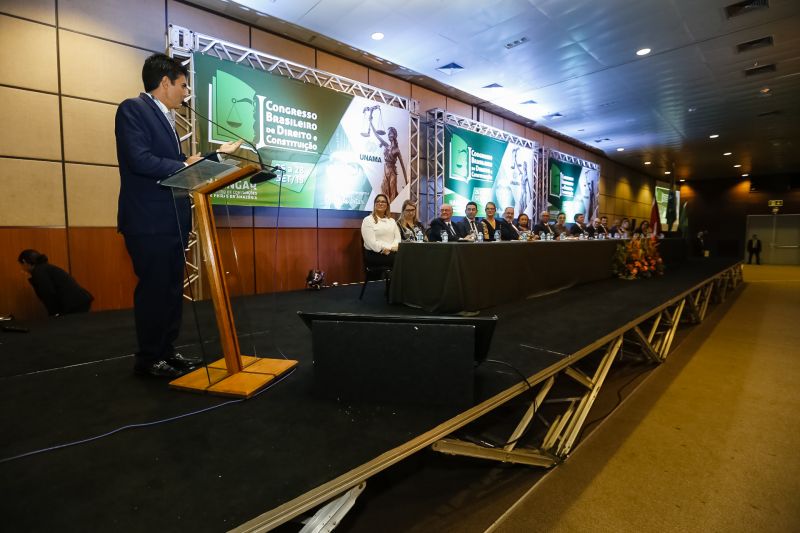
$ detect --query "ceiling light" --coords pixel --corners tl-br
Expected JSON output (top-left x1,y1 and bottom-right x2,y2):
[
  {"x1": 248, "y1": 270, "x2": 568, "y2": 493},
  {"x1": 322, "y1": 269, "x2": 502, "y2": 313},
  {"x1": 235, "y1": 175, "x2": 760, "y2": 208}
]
[
  {"x1": 617, "y1": 147, "x2": 625, "y2": 152},
  {"x1": 723, "y1": 152, "x2": 732, "y2": 156},
  {"x1": 483, "y1": 83, "x2": 503, "y2": 89},
  {"x1": 709, "y1": 134, "x2": 719, "y2": 139},
  {"x1": 644, "y1": 161, "x2": 652, "y2": 165},
  {"x1": 636, "y1": 48, "x2": 651, "y2": 56},
  {"x1": 688, "y1": 107, "x2": 697, "y2": 112},
  {"x1": 734, "y1": 164, "x2": 742, "y2": 168},
  {"x1": 371, "y1": 32, "x2": 384, "y2": 41},
  {"x1": 665, "y1": 171, "x2": 671, "y2": 175},
  {"x1": 679, "y1": 179, "x2": 686, "y2": 182},
  {"x1": 520, "y1": 99, "x2": 537, "y2": 104},
  {"x1": 742, "y1": 173, "x2": 749, "y2": 177},
  {"x1": 759, "y1": 87, "x2": 771, "y2": 94}
]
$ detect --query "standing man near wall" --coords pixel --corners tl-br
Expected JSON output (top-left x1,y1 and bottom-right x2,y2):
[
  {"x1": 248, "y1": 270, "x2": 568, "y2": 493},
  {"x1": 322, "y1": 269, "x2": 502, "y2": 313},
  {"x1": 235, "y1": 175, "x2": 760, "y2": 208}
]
[
  {"x1": 115, "y1": 53, "x2": 240, "y2": 378},
  {"x1": 747, "y1": 234, "x2": 762, "y2": 265}
]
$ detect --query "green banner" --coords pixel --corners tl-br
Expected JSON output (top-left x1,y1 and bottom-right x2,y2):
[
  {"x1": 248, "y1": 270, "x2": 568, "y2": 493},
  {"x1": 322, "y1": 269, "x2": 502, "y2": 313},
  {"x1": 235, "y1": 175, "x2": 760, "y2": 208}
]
[
  {"x1": 444, "y1": 125, "x2": 534, "y2": 218},
  {"x1": 548, "y1": 157, "x2": 600, "y2": 222},
  {"x1": 193, "y1": 53, "x2": 411, "y2": 211}
]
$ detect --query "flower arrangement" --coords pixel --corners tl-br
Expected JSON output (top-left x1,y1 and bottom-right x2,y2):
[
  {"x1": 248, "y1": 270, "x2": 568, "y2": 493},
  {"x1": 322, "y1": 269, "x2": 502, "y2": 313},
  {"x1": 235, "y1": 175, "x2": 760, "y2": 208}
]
[{"x1": 612, "y1": 236, "x2": 665, "y2": 280}]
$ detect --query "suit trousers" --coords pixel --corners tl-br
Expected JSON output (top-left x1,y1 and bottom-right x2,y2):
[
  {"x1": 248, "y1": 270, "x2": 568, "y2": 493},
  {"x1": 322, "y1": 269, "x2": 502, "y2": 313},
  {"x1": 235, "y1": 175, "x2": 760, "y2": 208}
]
[{"x1": 124, "y1": 233, "x2": 187, "y2": 363}]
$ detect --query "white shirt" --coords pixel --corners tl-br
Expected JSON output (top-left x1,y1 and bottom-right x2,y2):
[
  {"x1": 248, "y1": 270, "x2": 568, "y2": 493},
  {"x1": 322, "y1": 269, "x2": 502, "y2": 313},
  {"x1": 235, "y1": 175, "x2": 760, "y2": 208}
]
[{"x1": 361, "y1": 215, "x2": 401, "y2": 252}]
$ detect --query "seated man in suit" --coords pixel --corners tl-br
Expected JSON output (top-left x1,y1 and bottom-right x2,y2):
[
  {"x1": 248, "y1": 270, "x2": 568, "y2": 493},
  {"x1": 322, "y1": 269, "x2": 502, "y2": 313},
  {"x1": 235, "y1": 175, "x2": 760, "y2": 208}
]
[
  {"x1": 570, "y1": 213, "x2": 592, "y2": 237},
  {"x1": 428, "y1": 203, "x2": 465, "y2": 241},
  {"x1": 501, "y1": 206, "x2": 520, "y2": 240},
  {"x1": 457, "y1": 201, "x2": 482, "y2": 239},
  {"x1": 596, "y1": 216, "x2": 610, "y2": 237},
  {"x1": 532, "y1": 211, "x2": 555, "y2": 238}
]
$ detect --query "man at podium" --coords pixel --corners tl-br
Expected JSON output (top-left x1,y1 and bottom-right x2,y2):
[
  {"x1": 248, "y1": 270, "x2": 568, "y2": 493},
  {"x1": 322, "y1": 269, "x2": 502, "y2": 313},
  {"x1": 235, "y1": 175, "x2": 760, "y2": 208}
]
[{"x1": 115, "y1": 53, "x2": 240, "y2": 378}]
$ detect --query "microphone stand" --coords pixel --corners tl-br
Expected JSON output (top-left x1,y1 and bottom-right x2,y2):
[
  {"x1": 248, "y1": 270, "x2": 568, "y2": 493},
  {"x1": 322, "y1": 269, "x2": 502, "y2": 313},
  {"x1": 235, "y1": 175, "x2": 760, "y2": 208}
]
[{"x1": 182, "y1": 100, "x2": 282, "y2": 184}]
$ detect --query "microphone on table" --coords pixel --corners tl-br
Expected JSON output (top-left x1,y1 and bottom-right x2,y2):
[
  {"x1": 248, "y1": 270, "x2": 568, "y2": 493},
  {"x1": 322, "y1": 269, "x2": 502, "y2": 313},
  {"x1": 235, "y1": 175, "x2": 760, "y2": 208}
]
[{"x1": 181, "y1": 100, "x2": 283, "y2": 184}]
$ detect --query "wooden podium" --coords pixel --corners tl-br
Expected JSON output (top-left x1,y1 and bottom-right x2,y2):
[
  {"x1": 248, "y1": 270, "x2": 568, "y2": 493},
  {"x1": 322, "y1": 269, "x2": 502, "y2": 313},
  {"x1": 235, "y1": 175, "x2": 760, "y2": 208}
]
[{"x1": 160, "y1": 160, "x2": 297, "y2": 398}]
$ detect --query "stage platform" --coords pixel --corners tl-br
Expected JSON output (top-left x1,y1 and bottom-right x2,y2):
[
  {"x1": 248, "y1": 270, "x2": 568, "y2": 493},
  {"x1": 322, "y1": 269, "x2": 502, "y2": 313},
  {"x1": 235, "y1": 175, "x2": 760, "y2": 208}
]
[{"x1": 0, "y1": 257, "x2": 741, "y2": 532}]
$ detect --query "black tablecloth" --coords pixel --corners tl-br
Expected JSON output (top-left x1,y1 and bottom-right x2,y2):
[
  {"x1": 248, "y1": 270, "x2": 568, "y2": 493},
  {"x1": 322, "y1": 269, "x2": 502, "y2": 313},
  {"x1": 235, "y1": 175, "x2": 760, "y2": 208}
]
[{"x1": 390, "y1": 239, "x2": 620, "y2": 313}]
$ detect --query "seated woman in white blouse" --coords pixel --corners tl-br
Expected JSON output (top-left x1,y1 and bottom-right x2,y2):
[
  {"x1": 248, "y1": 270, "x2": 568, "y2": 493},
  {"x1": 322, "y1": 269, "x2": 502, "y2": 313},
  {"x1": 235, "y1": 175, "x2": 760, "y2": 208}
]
[{"x1": 361, "y1": 193, "x2": 401, "y2": 268}]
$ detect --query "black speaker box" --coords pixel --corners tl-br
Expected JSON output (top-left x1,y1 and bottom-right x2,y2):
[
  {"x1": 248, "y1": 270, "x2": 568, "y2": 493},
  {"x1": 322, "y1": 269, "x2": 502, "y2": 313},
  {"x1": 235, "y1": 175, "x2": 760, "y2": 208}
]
[{"x1": 310, "y1": 320, "x2": 476, "y2": 407}]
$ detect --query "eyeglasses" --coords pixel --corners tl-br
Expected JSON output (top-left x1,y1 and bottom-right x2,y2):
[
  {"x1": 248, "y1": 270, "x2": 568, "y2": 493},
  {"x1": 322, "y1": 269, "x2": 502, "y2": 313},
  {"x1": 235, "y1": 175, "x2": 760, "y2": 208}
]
[
  {"x1": 403, "y1": 208, "x2": 416, "y2": 213},
  {"x1": 375, "y1": 200, "x2": 388, "y2": 205}
]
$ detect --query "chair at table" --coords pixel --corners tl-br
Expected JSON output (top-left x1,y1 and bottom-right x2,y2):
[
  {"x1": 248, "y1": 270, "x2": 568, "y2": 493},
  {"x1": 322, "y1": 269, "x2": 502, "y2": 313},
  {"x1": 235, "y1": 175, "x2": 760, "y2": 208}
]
[{"x1": 359, "y1": 244, "x2": 392, "y2": 301}]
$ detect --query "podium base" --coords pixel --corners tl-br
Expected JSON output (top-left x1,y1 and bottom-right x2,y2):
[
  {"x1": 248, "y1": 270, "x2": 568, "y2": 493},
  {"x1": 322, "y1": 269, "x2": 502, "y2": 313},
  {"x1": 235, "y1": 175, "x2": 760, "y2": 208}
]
[{"x1": 170, "y1": 356, "x2": 298, "y2": 398}]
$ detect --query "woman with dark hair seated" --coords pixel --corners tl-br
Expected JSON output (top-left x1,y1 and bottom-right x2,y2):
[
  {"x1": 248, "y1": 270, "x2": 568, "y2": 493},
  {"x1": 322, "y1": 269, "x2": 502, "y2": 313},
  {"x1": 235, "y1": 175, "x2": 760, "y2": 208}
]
[
  {"x1": 360, "y1": 194, "x2": 401, "y2": 267},
  {"x1": 396, "y1": 199, "x2": 426, "y2": 242},
  {"x1": 637, "y1": 220, "x2": 652, "y2": 238},
  {"x1": 18, "y1": 249, "x2": 93, "y2": 316}
]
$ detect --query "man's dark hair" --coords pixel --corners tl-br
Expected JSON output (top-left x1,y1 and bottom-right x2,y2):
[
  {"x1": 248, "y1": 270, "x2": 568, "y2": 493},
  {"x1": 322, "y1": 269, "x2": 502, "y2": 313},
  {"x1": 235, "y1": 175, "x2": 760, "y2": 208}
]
[
  {"x1": 573, "y1": 213, "x2": 584, "y2": 222},
  {"x1": 142, "y1": 53, "x2": 189, "y2": 92},
  {"x1": 465, "y1": 201, "x2": 477, "y2": 209}
]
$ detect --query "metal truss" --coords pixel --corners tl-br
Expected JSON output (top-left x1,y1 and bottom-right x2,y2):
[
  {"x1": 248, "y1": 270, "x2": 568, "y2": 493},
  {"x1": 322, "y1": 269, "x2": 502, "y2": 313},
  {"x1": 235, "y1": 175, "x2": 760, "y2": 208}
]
[
  {"x1": 432, "y1": 262, "x2": 743, "y2": 467},
  {"x1": 166, "y1": 24, "x2": 420, "y2": 299},
  {"x1": 548, "y1": 148, "x2": 601, "y2": 170},
  {"x1": 535, "y1": 147, "x2": 550, "y2": 221}
]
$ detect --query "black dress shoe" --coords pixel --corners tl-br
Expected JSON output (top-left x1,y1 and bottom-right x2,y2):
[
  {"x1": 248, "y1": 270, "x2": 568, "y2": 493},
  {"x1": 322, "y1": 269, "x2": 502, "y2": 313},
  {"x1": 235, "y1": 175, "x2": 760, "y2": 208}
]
[
  {"x1": 167, "y1": 352, "x2": 203, "y2": 369},
  {"x1": 134, "y1": 359, "x2": 185, "y2": 378}
]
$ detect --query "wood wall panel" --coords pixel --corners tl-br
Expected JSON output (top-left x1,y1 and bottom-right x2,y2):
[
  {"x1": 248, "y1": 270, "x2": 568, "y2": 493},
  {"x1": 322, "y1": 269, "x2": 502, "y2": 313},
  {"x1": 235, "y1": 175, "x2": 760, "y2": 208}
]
[
  {"x1": 317, "y1": 51, "x2": 368, "y2": 83},
  {"x1": 59, "y1": 30, "x2": 151, "y2": 104},
  {"x1": 59, "y1": 0, "x2": 165, "y2": 51},
  {"x1": 251, "y1": 28, "x2": 315, "y2": 66},
  {"x1": 317, "y1": 228, "x2": 362, "y2": 286},
  {"x1": 0, "y1": 87, "x2": 61, "y2": 160},
  {"x1": 0, "y1": 158, "x2": 65, "y2": 227},
  {"x1": 67, "y1": 227, "x2": 136, "y2": 311},
  {"x1": 368, "y1": 69, "x2": 411, "y2": 98},
  {"x1": 0, "y1": 0, "x2": 55, "y2": 24},
  {"x1": 0, "y1": 15, "x2": 58, "y2": 92},
  {"x1": 446, "y1": 97, "x2": 472, "y2": 118},
  {"x1": 0, "y1": 227, "x2": 67, "y2": 320},
  {"x1": 255, "y1": 228, "x2": 318, "y2": 293},
  {"x1": 61, "y1": 98, "x2": 118, "y2": 165},
  {"x1": 411, "y1": 84, "x2": 446, "y2": 114}
]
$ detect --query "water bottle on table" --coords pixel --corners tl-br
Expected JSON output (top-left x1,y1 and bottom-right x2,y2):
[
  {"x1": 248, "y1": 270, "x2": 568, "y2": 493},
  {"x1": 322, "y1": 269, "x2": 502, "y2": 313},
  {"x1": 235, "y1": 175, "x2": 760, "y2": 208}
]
[{"x1": 440, "y1": 230, "x2": 448, "y2": 243}]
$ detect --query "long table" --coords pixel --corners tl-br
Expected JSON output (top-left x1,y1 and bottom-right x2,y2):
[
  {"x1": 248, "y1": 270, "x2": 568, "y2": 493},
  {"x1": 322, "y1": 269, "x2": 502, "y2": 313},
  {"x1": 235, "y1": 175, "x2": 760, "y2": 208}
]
[{"x1": 389, "y1": 239, "x2": 620, "y2": 313}]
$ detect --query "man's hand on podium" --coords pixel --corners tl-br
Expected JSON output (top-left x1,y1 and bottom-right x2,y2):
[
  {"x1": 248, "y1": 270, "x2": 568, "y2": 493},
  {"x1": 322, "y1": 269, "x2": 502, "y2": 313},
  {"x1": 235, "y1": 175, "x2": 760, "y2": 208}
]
[{"x1": 185, "y1": 154, "x2": 204, "y2": 165}]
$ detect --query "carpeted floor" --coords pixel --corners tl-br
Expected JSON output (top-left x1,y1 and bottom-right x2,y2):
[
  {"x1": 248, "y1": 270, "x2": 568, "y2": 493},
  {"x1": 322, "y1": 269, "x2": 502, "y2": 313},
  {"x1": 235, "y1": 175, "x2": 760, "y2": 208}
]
[{"x1": 487, "y1": 265, "x2": 800, "y2": 533}]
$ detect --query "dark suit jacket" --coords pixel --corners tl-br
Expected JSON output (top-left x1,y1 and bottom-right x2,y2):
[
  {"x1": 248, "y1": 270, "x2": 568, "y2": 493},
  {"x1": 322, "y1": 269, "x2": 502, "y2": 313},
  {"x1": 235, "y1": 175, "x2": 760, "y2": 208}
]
[
  {"x1": 500, "y1": 219, "x2": 520, "y2": 241},
  {"x1": 570, "y1": 222, "x2": 590, "y2": 236},
  {"x1": 28, "y1": 263, "x2": 93, "y2": 316},
  {"x1": 457, "y1": 217, "x2": 483, "y2": 238},
  {"x1": 532, "y1": 222, "x2": 555, "y2": 236},
  {"x1": 115, "y1": 93, "x2": 189, "y2": 236},
  {"x1": 428, "y1": 218, "x2": 463, "y2": 241},
  {"x1": 747, "y1": 239, "x2": 762, "y2": 253}
]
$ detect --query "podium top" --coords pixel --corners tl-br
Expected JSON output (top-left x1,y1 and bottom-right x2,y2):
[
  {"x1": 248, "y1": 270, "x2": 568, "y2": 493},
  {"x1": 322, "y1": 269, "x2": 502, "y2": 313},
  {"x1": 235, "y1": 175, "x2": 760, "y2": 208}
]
[{"x1": 159, "y1": 158, "x2": 242, "y2": 191}]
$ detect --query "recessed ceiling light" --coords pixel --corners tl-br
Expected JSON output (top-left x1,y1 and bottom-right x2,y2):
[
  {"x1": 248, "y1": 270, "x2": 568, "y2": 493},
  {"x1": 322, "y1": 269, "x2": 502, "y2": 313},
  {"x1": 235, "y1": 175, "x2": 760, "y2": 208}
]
[
  {"x1": 723, "y1": 152, "x2": 732, "y2": 156},
  {"x1": 665, "y1": 171, "x2": 671, "y2": 175},
  {"x1": 759, "y1": 87, "x2": 771, "y2": 94},
  {"x1": 742, "y1": 173, "x2": 749, "y2": 177},
  {"x1": 679, "y1": 179, "x2": 686, "y2": 182},
  {"x1": 371, "y1": 32, "x2": 384, "y2": 41},
  {"x1": 617, "y1": 147, "x2": 625, "y2": 152},
  {"x1": 709, "y1": 134, "x2": 719, "y2": 139},
  {"x1": 734, "y1": 164, "x2": 742, "y2": 168},
  {"x1": 644, "y1": 161, "x2": 652, "y2": 165},
  {"x1": 688, "y1": 106, "x2": 697, "y2": 113},
  {"x1": 636, "y1": 48, "x2": 652, "y2": 56}
]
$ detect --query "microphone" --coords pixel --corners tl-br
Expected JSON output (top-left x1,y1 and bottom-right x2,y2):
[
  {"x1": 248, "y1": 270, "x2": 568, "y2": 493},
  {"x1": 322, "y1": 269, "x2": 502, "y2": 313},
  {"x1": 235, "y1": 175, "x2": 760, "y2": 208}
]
[{"x1": 181, "y1": 100, "x2": 281, "y2": 184}]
